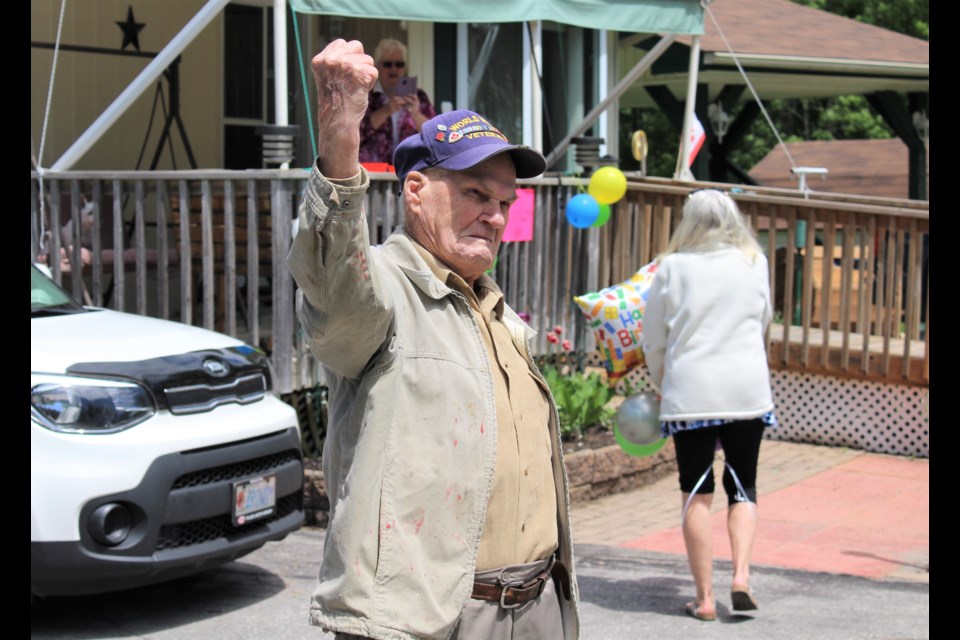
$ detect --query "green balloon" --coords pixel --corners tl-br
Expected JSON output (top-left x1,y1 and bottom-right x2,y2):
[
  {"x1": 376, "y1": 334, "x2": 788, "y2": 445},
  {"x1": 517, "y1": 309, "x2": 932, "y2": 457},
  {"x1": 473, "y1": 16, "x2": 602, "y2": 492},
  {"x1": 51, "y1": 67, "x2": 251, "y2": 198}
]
[
  {"x1": 614, "y1": 421, "x2": 667, "y2": 457},
  {"x1": 485, "y1": 256, "x2": 498, "y2": 274},
  {"x1": 592, "y1": 203, "x2": 612, "y2": 227}
]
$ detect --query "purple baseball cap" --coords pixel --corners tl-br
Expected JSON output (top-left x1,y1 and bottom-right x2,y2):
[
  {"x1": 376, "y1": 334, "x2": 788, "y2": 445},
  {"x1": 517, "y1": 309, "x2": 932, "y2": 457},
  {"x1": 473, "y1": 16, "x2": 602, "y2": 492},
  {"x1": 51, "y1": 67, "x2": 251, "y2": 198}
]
[{"x1": 393, "y1": 109, "x2": 546, "y2": 190}]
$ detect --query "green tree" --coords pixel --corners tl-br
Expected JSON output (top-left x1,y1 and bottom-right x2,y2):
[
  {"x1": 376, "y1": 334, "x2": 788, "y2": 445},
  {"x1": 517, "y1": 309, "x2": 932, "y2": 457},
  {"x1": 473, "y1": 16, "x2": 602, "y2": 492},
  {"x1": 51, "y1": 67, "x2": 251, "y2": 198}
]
[{"x1": 795, "y1": 0, "x2": 928, "y2": 40}]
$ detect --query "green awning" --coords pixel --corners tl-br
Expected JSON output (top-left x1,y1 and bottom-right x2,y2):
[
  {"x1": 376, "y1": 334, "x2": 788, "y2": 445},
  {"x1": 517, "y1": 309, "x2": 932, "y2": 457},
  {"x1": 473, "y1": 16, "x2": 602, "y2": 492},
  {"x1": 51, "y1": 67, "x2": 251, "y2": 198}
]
[{"x1": 287, "y1": 0, "x2": 704, "y2": 35}]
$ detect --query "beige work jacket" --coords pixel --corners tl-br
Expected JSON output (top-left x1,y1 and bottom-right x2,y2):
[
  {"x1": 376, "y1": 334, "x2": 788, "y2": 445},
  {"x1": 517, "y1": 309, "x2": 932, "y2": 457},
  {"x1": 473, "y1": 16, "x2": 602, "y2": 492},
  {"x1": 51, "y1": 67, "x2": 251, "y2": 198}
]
[{"x1": 286, "y1": 166, "x2": 580, "y2": 640}]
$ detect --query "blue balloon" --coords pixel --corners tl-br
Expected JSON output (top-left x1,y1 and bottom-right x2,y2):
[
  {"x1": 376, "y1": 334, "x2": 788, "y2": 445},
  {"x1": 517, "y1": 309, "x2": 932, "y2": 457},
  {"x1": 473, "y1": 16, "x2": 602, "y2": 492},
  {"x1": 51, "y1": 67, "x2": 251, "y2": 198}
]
[{"x1": 565, "y1": 194, "x2": 600, "y2": 229}]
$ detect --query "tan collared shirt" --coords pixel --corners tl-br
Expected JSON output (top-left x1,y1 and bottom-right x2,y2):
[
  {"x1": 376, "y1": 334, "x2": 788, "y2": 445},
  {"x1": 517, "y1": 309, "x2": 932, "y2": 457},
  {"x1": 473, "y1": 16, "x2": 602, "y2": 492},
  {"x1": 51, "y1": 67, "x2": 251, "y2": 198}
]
[{"x1": 412, "y1": 243, "x2": 558, "y2": 571}]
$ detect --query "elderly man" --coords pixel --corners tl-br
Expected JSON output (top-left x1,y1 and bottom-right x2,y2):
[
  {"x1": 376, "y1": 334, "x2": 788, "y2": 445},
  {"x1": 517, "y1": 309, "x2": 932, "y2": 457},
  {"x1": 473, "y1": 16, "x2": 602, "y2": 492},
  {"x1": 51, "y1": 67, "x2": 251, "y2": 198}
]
[{"x1": 287, "y1": 39, "x2": 580, "y2": 640}]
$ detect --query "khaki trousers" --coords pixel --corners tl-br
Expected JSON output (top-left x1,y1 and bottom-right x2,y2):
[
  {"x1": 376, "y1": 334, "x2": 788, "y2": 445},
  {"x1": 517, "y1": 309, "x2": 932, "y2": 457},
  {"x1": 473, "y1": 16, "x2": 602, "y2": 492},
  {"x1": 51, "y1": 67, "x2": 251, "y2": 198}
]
[
  {"x1": 450, "y1": 557, "x2": 563, "y2": 640},
  {"x1": 335, "y1": 557, "x2": 564, "y2": 640}
]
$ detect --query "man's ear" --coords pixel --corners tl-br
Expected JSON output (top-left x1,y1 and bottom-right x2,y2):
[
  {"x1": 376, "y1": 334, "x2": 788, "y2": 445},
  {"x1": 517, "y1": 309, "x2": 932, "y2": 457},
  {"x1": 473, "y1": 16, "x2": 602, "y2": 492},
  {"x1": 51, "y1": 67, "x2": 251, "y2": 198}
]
[{"x1": 403, "y1": 171, "x2": 426, "y2": 214}]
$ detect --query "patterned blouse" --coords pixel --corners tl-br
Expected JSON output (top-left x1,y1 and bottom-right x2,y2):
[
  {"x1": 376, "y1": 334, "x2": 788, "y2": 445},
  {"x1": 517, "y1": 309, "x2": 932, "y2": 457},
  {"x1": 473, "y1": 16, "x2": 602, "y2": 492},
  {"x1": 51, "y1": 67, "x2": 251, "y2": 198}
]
[
  {"x1": 660, "y1": 411, "x2": 779, "y2": 439},
  {"x1": 358, "y1": 89, "x2": 437, "y2": 164}
]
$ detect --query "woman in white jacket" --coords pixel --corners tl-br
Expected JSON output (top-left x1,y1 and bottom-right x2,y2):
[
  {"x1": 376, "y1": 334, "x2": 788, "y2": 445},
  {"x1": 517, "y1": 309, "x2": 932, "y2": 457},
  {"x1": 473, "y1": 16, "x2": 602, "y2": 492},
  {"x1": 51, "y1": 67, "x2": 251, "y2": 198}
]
[{"x1": 642, "y1": 188, "x2": 777, "y2": 622}]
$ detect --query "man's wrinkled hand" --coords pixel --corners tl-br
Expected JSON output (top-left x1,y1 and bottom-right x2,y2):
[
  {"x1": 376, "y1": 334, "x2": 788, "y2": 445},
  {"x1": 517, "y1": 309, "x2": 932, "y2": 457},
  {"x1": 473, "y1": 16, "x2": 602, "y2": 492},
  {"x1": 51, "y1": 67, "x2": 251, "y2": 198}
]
[
  {"x1": 311, "y1": 39, "x2": 377, "y2": 178},
  {"x1": 312, "y1": 39, "x2": 377, "y2": 125}
]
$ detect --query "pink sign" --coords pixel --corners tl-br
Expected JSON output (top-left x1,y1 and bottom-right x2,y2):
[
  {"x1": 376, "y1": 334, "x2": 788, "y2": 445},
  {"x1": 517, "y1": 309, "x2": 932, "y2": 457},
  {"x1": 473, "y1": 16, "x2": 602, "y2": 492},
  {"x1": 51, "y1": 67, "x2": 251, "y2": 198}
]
[{"x1": 502, "y1": 188, "x2": 535, "y2": 243}]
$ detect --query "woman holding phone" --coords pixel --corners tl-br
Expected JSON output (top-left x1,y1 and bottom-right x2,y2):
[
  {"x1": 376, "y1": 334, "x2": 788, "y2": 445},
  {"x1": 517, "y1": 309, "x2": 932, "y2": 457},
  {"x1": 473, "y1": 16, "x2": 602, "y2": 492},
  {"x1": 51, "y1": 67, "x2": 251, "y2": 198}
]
[{"x1": 359, "y1": 38, "x2": 437, "y2": 165}]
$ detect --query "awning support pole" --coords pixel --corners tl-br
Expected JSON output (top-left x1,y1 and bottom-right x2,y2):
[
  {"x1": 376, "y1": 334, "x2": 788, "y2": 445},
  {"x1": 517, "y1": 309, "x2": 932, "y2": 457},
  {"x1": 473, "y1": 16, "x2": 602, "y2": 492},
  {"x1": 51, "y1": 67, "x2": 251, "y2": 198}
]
[
  {"x1": 674, "y1": 34, "x2": 701, "y2": 180},
  {"x1": 273, "y1": 0, "x2": 290, "y2": 169}
]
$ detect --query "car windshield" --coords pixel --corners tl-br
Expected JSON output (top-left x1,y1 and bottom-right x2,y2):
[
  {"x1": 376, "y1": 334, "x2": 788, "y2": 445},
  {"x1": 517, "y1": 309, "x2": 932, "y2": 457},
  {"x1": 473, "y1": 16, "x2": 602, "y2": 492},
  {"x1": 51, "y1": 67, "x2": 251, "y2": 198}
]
[{"x1": 31, "y1": 265, "x2": 85, "y2": 316}]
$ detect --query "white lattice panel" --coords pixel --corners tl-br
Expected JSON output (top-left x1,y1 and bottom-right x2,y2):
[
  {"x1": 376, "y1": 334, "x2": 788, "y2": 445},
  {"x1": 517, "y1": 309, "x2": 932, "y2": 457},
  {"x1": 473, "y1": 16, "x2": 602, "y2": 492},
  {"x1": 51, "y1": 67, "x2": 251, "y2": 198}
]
[{"x1": 767, "y1": 370, "x2": 928, "y2": 457}]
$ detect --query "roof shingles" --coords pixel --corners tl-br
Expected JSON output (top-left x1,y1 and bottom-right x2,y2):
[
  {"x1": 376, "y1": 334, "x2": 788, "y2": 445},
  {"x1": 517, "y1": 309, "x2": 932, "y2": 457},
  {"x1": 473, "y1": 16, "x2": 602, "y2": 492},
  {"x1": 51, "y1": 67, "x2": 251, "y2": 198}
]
[
  {"x1": 689, "y1": 0, "x2": 928, "y2": 65},
  {"x1": 749, "y1": 138, "x2": 916, "y2": 199}
]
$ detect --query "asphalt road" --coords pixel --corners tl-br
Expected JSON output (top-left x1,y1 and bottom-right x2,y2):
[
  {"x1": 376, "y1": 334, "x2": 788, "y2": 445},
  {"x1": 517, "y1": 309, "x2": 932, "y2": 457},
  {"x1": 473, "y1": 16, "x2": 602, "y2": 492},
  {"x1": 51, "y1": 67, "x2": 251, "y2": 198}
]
[{"x1": 30, "y1": 526, "x2": 930, "y2": 640}]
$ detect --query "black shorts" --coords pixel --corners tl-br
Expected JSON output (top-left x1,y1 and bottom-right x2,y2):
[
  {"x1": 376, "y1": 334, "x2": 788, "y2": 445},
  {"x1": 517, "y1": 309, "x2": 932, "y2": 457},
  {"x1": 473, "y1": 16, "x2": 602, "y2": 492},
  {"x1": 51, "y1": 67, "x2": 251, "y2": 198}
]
[{"x1": 672, "y1": 419, "x2": 766, "y2": 506}]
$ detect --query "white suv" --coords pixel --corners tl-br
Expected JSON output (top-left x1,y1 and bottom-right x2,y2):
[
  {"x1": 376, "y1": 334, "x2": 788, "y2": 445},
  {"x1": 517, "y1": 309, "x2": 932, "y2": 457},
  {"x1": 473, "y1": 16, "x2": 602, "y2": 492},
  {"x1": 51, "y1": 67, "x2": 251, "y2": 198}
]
[{"x1": 31, "y1": 264, "x2": 304, "y2": 598}]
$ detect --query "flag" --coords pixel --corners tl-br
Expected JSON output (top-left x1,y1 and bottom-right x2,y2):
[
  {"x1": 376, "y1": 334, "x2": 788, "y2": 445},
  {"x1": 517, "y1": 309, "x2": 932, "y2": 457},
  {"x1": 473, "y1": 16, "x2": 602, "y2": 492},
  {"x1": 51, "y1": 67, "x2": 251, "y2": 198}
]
[{"x1": 687, "y1": 115, "x2": 706, "y2": 167}]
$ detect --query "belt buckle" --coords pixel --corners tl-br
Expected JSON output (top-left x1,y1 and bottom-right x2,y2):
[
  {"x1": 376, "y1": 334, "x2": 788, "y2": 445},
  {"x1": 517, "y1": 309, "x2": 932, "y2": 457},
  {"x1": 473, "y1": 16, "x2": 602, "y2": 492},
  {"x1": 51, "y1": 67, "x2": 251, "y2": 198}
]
[
  {"x1": 499, "y1": 578, "x2": 526, "y2": 609},
  {"x1": 499, "y1": 576, "x2": 545, "y2": 609}
]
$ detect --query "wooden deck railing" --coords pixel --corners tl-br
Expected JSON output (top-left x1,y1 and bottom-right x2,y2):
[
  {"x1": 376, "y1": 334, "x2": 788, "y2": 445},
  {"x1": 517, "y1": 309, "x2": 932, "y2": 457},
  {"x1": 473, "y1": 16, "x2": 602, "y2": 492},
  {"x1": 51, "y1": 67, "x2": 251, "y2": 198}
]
[{"x1": 31, "y1": 169, "x2": 929, "y2": 393}]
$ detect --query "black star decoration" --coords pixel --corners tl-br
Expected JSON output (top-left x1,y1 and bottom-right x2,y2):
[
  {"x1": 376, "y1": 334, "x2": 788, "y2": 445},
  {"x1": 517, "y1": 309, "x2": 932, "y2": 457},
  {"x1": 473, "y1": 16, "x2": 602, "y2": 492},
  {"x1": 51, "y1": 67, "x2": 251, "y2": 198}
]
[{"x1": 116, "y1": 6, "x2": 145, "y2": 52}]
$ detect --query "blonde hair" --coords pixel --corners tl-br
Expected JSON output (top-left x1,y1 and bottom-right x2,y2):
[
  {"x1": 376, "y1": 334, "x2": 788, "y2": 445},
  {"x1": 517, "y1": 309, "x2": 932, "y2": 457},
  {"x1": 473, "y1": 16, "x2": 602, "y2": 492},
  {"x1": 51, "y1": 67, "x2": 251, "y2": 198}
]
[
  {"x1": 374, "y1": 38, "x2": 407, "y2": 65},
  {"x1": 660, "y1": 188, "x2": 763, "y2": 261}
]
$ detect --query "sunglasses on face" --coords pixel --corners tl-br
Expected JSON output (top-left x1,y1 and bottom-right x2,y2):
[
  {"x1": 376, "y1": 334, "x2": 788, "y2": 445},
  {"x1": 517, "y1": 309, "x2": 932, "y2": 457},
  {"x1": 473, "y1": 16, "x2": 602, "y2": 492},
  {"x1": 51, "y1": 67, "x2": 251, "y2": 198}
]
[{"x1": 381, "y1": 61, "x2": 406, "y2": 69}]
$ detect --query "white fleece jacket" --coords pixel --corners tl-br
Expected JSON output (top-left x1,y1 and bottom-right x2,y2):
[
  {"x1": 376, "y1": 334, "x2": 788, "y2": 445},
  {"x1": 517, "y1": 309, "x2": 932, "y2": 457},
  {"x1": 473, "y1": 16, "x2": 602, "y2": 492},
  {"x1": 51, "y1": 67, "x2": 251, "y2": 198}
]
[{"x1": 641, "y1": 245, "x2": 774, "y2": 422}]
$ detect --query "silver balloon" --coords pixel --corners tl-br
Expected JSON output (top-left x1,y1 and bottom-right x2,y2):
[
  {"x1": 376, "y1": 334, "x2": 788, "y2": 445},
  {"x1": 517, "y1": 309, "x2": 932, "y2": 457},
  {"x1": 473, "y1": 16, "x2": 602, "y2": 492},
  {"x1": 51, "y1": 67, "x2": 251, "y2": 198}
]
[{"x1": 616, "y1": 391, "x2": 662, "y2": 445}]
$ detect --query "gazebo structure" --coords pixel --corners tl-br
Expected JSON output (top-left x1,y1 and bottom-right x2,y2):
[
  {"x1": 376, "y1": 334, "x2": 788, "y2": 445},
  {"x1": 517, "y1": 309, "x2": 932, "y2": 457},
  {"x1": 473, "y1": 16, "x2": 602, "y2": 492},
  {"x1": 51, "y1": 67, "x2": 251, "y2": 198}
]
[{"x1": 618, "y1": 0, "x2": 928, "y2": 199}]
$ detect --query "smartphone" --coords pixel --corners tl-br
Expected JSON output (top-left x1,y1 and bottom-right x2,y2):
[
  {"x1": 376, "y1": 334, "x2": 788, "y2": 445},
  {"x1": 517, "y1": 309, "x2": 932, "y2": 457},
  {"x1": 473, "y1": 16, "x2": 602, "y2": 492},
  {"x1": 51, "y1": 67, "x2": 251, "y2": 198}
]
[{"x1": 394, "y1": 76, "x2": 418, "y2": 97}]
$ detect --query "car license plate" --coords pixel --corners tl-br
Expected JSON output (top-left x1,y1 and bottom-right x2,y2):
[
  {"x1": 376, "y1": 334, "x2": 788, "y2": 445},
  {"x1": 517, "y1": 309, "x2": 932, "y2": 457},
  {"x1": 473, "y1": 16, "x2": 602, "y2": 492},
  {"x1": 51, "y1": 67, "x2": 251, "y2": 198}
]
[{"x1": 232, "y1": 474, "x2": 277, "y2": 526}]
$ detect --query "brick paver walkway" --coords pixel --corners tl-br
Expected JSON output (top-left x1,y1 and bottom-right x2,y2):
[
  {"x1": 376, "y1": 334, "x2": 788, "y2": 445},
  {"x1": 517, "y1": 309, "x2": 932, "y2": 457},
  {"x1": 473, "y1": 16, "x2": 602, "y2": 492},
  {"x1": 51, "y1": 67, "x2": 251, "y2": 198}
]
[{"x1": 569, "y1": 439, "x2": 928, "y2": 583}]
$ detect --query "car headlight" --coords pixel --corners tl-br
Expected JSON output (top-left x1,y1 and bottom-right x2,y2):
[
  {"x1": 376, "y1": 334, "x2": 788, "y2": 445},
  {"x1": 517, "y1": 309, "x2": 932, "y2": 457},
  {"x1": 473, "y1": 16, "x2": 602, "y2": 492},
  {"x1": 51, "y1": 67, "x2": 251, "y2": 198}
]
[{"x1": 31, "y1": 374, "x2": 156, "y2": 434}]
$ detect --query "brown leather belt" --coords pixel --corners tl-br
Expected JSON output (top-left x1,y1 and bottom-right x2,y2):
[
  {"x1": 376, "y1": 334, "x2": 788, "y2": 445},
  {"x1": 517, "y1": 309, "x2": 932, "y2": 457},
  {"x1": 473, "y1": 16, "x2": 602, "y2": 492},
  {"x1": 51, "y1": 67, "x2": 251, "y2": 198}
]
[{"x1": 471, "y1": 559, "x2": 559, "y2": 609}]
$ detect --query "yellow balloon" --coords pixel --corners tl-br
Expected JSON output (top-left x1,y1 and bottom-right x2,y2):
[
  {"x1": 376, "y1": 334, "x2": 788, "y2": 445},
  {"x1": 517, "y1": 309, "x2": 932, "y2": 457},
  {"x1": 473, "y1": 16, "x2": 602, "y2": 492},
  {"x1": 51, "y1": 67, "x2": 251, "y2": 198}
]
[{"x1": 587, "y1": 166, "x2": 627, "y2": 204}]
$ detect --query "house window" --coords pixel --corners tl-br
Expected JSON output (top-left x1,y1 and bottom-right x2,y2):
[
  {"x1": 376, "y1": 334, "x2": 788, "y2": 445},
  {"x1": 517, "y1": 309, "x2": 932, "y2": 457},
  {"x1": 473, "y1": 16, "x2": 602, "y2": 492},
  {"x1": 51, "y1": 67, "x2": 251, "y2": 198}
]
[
  {"x1": 466, "y1": 22, "x2": 523, "y2": 142},
  {"x1": 223, "y1": 3, "x2": 274, "y2": 169},
  {"x1": 540, "y1": 24, "x2": 598, "y2": 171}
]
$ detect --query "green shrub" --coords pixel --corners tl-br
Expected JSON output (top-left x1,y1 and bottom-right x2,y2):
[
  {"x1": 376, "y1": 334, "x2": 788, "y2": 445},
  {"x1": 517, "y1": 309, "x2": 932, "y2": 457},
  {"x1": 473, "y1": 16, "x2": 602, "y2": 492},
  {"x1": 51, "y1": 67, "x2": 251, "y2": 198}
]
[{"x1": 540, "y1": 363, "x2": 617, "y2": 440}]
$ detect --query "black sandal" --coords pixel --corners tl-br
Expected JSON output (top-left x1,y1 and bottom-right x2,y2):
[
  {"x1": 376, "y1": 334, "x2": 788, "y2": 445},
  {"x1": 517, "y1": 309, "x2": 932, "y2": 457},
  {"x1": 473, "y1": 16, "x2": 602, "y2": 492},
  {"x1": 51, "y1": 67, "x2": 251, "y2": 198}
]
[{"x1": 731, "y1": 588, "x2": 759, "y2": 611}]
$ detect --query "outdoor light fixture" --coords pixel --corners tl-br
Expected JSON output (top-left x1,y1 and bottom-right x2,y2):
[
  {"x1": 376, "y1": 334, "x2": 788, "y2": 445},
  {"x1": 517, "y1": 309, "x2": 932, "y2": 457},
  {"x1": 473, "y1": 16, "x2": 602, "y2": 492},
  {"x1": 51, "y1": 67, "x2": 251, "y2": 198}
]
[
  {"x1": 708, "y1": 103, "x2": 731, "y2": 143},
  {"x1": 912, "y1": 110, "x2": 929, "y2": 142}
]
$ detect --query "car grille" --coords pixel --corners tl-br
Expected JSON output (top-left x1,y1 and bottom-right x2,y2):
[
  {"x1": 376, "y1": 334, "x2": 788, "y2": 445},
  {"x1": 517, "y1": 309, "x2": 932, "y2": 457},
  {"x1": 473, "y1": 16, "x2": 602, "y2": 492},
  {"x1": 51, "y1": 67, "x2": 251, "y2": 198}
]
[
  {"x1": 171, "y1": 449, "x2": 300, "y2": 489},
  {"x1": 156, "y1": 448, "x2": 303, "y2": 552},
  {"x1": 164, "y1": 373, "x2": 267, "y2": 415},
  {"x1": 155, "y1": 493, "x2": 302, "y2": 551}
]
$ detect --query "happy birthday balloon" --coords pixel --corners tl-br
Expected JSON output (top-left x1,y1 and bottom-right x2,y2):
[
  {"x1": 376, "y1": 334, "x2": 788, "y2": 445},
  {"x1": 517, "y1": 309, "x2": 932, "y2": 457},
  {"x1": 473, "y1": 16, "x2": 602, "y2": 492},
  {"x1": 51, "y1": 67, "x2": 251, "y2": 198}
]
[
  {"x1": 588, "y1": 166, "x2": 627, "y2": 204},
  {"x1": 591, "y1": 203, "x2": 611, "y2": 228},
  {"x1": 565, "y1": 193, "x2": 600, "y2": 228},
  {"x1": 616, "y1": 391, "x2": 662, "y2": 446},
  {"x1": 573, "y1": 260, "x2": 658, "y2": 381}
]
